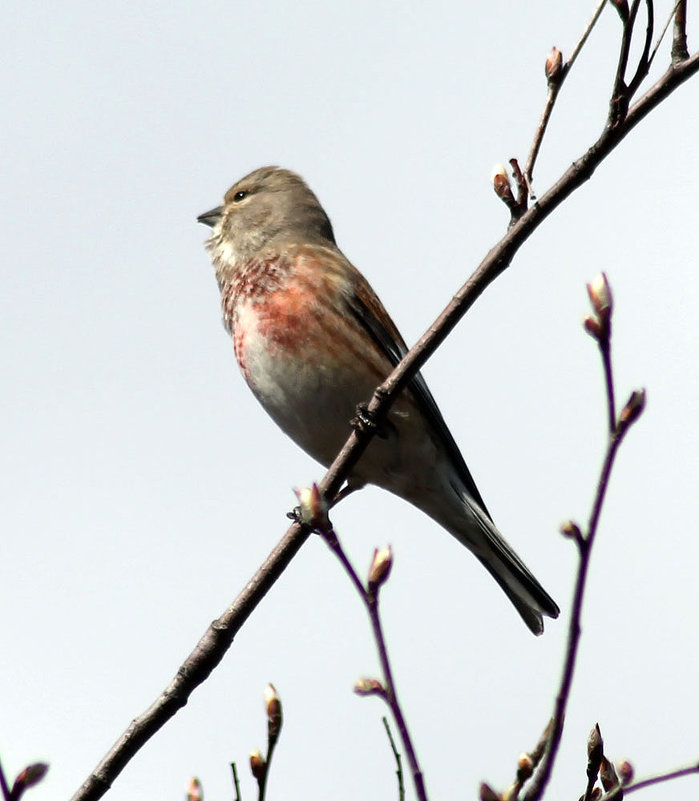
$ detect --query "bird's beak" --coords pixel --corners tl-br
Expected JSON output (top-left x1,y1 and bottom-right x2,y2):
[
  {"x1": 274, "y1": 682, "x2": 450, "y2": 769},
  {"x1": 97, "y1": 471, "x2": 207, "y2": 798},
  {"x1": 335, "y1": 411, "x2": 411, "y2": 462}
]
[{"x1": 197, "y1": 206, "x2": 223, "y2": 227}]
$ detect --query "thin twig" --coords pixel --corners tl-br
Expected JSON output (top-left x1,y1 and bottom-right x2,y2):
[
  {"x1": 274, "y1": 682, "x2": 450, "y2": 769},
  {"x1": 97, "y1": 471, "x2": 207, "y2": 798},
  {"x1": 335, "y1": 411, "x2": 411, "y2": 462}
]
[
  {"x1": 626, "y1": 0, "x2": 655, "y2": 97},
  {"x1": 320, "y1": 530, "x2": 427, "y2": 801},
  {"x1": 672, "y1": 0, "x2": 689, "y2": 63},
  {"x1": 610, "y1": 0, "x2": 643, "y2": 125},
  {"x1": 602, "y1": 761, "x2": 699, "y2": 799},
  {"x1": 0, "y1": 758, "x2": 10, "y2": 801},
  {"x1": 524, "y1": 432, "x2": 627, "y2": 801},
  {"x1": 231, "y1": 762, "x2": 241, "y2": 801},
  {"x1": 382, "y1": 717, "x2": 405, "y2": 801},
  {"x1": 524, "y1": 0, "x2": 607, "y2": 194},
  {"x1": 256, "y1": 767, "x2": 268, "y2": 800},
  {"x1": 525, "y1": 85, "x2": 558, "y2": 199},
  {"x1": 256, "y1": 746, "x2": 274, "y2": 801},
  {"x1": 70, "y1": 46, "x2": 699, "y2": 801},
  {"x1": 366, "y1": 592, "x2": 427, "y2": 801},
  {"x1": 523, "y1": 293, "x2": 644, "y2": 800},
  {"x1": 322, "y1": 529, "x2": 367, "y2": 599},
  {"x1": 649, "y1": 0, "x2": 683, "y2": 68},
  {"x1": 600, "y1": 339, "x2": 616, "y2": 434}
]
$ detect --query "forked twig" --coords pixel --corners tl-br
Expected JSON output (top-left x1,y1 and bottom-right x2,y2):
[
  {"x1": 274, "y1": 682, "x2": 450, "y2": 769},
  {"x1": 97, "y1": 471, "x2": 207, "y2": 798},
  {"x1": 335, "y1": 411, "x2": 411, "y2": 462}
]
[
  {"x1": 321, "y1": 524, "x2": 427, "y2": 801},
  {"x1": 523, "y1": 276, "x2": 646, "y2": 801}
]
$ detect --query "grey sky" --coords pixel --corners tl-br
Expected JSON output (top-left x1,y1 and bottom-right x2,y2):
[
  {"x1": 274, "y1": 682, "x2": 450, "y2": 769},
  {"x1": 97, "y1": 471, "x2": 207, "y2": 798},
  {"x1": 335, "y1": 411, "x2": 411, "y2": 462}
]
[{"x1": 2, "y1": 2, "x2": 698, "y2": 800}]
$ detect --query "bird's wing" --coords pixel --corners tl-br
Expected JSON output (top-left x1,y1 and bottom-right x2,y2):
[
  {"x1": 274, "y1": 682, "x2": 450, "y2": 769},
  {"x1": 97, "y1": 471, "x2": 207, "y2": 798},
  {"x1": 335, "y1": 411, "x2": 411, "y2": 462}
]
[{"x1": 346, "y1": 275, "x2": 492, "y2": 519}]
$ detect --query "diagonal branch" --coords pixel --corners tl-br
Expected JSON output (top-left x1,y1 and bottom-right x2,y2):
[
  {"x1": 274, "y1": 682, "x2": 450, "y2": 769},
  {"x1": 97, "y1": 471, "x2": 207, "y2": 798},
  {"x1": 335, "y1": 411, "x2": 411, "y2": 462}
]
[{"x1": 70, "y1": 48, "x2": 699, "y2": 801}]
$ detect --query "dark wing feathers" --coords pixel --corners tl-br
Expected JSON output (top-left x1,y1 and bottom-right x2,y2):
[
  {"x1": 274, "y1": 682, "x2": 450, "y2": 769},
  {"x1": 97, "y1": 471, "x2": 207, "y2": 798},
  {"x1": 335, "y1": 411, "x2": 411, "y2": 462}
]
[{"x1": 347, "y1": 282, "x2": 492, "y2": 519}]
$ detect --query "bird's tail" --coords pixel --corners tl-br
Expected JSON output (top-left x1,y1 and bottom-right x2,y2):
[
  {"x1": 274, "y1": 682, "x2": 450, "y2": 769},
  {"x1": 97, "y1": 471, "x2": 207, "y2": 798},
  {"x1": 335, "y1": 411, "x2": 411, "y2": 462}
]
[{"x1": 443, "y1": 493, "x2": 560, "y2": 636}]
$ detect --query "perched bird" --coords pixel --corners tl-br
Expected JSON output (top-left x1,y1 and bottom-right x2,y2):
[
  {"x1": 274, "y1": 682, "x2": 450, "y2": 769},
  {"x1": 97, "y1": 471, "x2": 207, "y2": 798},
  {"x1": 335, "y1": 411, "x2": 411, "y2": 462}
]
[{"x1": 198, "y1": 166, "x2": 559, "y2": 634}]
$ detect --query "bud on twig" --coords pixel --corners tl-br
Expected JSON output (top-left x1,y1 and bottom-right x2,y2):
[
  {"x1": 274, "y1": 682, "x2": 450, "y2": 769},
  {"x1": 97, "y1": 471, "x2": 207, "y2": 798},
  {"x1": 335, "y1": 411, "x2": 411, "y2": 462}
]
[
  {"x1": 531, "y1": 718, "x2": 553, "y2": 762},
  {"x1": 11, "y1": 763, "x2": 49, "y2": 796},
  {"x1": 492, "y1": 164, "x2": 516, "y2": 206},
  {"x1": 264, "y1": 683, "x2": 283, "y2": 742},
  {"x1": 479, "y1": 782, "x2": 501, "y2": 801},
  {"x1": 583, "y1": 315, "x2": 603, "y2": 340},
  {"x1": 353, "y1": 677, "x2": 385, "y2": 697},
  {"x1": 368, "y1": 545, "x2": 393, "y2": 589},
  {"x1": 618, "y1": 759, "x2": 634, "y2": 785},
  {"x1": 560, "y1": 520, "x2": 583, "y2": 544},
  {"x1": 587, "y1": 273, "x2": 613, "y2": 325},
  {"x1": 545, "y1": 47, "x2": 563, "y2": 84},
  {"x1": 186, "y1": 777, "x2": 203, "y2": 801},
  {"x1": 587, "y1": 724, "x2": 604, "y2": 784},
  {"x1": 517, "y1": 752, "x2": 535, "y2": 782},
  {"x1": 249, "y1": 750, "x2": 266, "y2": 781},
  {"x1": 618, "y1": 389, "x2": 646, "y2": 429},
  {"x1": 600, "y1": 756, "x2": 620, "y2": 792},
  {"x1": 293, "y1": 483, "x2": 329, "y2": 531}
]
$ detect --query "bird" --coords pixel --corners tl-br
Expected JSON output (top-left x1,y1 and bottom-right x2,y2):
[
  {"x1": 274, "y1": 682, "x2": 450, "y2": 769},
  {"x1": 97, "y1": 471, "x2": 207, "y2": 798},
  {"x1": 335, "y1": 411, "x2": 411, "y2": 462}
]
[{"x1": 198, "y1": 166, "x2": 559, "y2": 635}]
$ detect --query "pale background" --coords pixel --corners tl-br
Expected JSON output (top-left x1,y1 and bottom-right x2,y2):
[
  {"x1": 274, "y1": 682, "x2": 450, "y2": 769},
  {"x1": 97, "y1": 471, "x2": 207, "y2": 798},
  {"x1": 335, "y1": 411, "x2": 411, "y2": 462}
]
[{"x1": 2, "y1": 2, "x2": 698, "y2": 800}]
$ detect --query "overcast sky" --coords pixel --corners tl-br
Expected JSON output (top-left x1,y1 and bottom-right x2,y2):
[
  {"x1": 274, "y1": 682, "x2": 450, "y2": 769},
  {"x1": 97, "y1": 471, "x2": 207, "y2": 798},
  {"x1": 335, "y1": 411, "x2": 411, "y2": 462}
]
[{"x1": 3, "y1": 2, "x2": 698, "y2": 800}]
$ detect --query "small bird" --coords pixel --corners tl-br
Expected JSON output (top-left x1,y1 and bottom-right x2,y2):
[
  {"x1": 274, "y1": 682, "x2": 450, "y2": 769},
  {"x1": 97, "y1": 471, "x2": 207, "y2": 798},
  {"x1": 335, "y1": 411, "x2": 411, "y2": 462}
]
[{"x1": 198, "y1": 166, "x2": 559, "y2": 634}]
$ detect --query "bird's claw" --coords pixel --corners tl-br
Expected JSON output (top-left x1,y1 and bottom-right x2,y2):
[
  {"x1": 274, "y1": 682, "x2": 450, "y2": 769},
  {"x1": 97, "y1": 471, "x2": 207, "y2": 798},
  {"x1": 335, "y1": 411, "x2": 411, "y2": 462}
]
[
  {"x1": 351, "y1": 403, "x2": 389, "y2": 439},
  {"x1": 287, "y1": 506, "x2": 303, "y2": 523}
]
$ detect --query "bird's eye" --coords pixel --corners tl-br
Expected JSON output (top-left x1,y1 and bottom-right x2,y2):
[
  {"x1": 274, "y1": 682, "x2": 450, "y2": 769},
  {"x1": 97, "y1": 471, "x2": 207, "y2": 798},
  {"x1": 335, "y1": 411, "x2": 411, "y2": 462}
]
[{"x1": 233, "y1": 190, "x2": 248, "y2": 202}]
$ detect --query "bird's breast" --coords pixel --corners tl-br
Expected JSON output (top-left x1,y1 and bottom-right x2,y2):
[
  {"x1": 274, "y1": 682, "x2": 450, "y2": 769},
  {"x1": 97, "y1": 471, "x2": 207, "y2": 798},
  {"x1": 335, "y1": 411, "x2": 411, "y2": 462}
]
[{"x1": 224, "y1": 269, "x2": 386, "y2": 466}]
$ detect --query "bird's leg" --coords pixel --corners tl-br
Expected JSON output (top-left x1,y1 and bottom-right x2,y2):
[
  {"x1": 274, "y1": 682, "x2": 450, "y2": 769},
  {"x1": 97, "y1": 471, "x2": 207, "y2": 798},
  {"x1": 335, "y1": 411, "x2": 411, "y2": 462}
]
[{"x1": 329, "y1": 482, "x2": 361, "y2": 507}]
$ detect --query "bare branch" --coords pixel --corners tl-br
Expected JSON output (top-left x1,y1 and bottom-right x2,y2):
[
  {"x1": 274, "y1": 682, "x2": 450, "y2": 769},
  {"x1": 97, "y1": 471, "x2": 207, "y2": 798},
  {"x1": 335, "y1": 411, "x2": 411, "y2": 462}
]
[
  {"x1": 70, "y1": 40, "x2": 699, "y2": 801},
  {"x1": 610, "y1": 0, "x2": 642, "y2": 125}
]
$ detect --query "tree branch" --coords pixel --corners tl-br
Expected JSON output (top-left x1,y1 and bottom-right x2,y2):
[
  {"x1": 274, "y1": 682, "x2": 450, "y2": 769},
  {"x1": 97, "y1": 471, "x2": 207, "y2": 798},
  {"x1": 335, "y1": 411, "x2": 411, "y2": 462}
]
[{"x1": 71, "y1": 44, "x2": 699, "y2": 801}]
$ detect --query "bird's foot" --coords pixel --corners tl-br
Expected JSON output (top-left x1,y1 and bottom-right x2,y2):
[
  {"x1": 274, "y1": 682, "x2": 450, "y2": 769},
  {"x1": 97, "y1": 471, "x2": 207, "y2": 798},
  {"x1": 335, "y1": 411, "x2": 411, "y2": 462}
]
[
  {"x1": 351, "y1": 403, "x2": 389, "y2": 439},
  {"x1": 287, "y1": 506, "x2": 303, "y2": 523}
]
